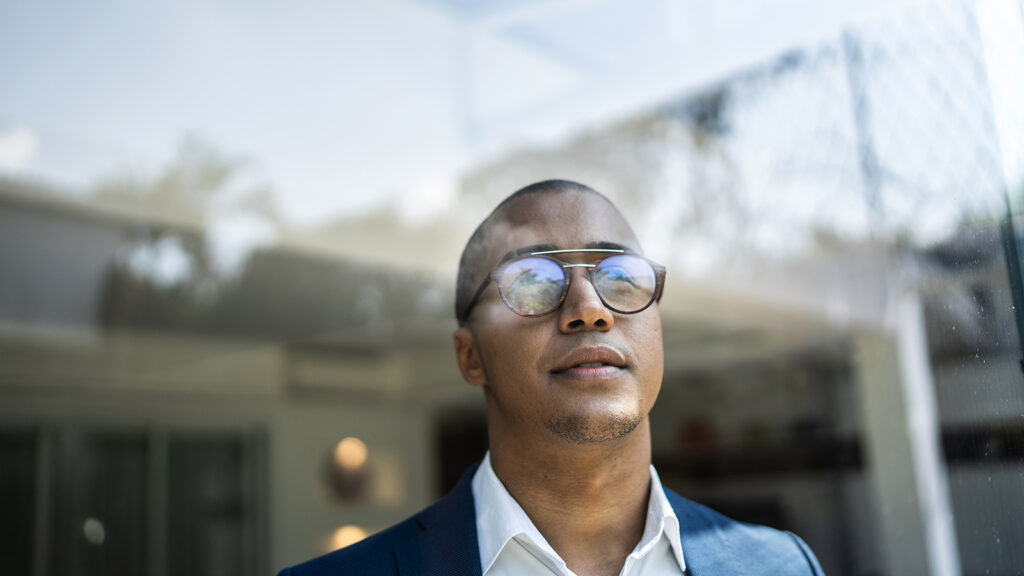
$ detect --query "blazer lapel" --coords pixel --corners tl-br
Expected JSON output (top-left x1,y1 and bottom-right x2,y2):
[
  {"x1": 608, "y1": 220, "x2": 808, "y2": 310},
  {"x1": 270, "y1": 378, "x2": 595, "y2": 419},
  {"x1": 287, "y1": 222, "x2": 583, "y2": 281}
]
[
  {"x1": 393, "y1": 464, "x2": 483, "y2": 576},
  {"x1": 666, "y1": 488, "x2": 734, "y2": 576},
  {"x1": 667, "y1": 488, "x2": 824, "y2": 576}
]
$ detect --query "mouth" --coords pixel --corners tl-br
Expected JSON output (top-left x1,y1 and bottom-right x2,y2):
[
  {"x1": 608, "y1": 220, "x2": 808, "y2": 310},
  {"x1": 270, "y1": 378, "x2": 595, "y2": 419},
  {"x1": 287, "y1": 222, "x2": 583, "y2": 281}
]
[
  {"x1": 553, "y1": 364, "x2": 623, "y2": 380},
  {"x1": 550, "y1": 346, "x2": 627, "y2": 381}
]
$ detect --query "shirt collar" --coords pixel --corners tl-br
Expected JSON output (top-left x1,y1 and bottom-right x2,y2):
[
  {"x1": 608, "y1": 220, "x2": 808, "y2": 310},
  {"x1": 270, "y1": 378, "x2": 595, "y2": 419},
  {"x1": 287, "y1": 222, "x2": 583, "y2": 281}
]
[
  {"x1": 471, "y1": 452, "x2": 687, "y2": 574},
  {"x1": 641, "y1": 465, "x2": 687, "y2": 571}
]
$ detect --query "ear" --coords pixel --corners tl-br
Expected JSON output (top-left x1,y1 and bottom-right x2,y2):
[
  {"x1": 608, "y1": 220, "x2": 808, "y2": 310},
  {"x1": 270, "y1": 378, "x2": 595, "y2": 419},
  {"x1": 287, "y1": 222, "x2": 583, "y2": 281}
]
[{"x1": 453, "y1": 327, "x2": 487, "y2": 387}]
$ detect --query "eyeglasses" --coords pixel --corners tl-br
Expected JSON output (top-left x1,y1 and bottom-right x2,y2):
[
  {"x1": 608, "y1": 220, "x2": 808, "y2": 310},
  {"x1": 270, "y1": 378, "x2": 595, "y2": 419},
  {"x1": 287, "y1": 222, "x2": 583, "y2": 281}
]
[{"x1": 458, "y1": 248, "x2": 666, "y2": 324}]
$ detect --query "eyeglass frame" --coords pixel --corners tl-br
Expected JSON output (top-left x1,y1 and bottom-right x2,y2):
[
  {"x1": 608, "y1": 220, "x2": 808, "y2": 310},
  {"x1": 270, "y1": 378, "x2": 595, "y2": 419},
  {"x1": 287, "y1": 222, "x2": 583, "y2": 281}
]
[{"x1": 458, "y1": 248, "x2": 667, "y2": 324}]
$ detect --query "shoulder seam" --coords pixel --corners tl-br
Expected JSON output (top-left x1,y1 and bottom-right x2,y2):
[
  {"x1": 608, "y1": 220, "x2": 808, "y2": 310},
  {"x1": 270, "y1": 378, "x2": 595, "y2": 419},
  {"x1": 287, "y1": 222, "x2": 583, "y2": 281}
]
[{"x1": 785, "y1": 531, "x2": 822, "y2": 576}]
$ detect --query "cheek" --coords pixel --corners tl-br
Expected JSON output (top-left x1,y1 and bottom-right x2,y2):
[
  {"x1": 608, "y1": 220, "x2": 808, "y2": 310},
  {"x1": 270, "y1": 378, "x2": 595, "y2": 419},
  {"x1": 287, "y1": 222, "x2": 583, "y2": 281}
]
[
  {"x1": 478, "y1": 323, "x2": 548, "y2": 382},
  {"x1": 635, "y1": 315, "x2": 665, "y2": 384},
  {"x1": 651, "y1": 319, "x2": 664, "y2": 367}
]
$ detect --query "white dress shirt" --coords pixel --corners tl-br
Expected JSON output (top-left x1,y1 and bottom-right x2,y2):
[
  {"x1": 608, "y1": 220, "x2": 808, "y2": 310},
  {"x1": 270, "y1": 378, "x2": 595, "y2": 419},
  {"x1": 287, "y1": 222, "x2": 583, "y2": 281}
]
[{"x1": 471, "y1": 452, "x2": 687, "y2": 576}]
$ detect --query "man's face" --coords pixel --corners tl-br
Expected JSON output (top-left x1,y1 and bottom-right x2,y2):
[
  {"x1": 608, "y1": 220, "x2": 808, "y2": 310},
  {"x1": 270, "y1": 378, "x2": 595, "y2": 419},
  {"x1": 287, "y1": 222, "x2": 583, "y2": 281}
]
[{"x1": 459, "y1": 191, "x2": 664, "y2": 444}]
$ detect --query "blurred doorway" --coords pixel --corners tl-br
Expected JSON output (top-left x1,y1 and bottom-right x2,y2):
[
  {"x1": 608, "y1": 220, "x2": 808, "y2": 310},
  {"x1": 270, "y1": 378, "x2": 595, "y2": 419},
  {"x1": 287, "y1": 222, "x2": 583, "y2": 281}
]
[{"x1": 0, "y1": 424, "x2": 267, "y2": 576}]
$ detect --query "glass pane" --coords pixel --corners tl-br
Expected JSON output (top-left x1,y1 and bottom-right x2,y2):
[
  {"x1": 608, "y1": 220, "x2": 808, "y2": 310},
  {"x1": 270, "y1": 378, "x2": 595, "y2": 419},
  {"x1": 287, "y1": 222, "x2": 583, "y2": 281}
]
[
  {"x1": 0, "y1": 428, "x2": 36, "y2": 574},
  {"x1": 934, "y1": 224, "x2": 1024, "y2": 573},
  {"x1": 3, "y1": 0, "x2": 1023, "y2": 574},
  {"x1": 48, "y1": 428, "x2": 147, "y2": 576},
  {"x1": 167, "y1": 435, "x2": 248, "y2": 576}
]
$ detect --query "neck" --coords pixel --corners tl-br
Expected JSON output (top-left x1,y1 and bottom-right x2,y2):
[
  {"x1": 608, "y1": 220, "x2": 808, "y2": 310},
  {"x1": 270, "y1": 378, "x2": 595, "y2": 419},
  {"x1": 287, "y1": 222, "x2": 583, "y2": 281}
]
[{"x1": 487, "y1": 418, "x2": 653, "y2": 576}]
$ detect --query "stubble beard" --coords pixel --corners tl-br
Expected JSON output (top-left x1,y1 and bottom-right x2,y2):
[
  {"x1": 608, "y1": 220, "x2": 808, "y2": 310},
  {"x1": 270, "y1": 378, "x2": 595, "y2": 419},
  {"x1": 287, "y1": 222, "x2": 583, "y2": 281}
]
[{"x1": 544, "y1": 410, "x2": 643, "y2": 444}]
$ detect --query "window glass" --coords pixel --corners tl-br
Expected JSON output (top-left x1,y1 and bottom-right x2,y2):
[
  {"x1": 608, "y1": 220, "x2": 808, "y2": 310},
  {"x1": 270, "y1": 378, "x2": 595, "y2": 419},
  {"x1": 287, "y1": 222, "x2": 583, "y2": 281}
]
[{"x1": 1, "y1": 0, "x2": 1022, "y2": 574}]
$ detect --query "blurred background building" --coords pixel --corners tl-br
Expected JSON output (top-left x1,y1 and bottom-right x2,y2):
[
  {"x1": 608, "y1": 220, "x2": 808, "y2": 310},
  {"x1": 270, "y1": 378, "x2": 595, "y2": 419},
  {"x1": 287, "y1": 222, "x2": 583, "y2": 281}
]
[{"x1": 2, "y1": 0, "x2": 1024, "y2": 575}]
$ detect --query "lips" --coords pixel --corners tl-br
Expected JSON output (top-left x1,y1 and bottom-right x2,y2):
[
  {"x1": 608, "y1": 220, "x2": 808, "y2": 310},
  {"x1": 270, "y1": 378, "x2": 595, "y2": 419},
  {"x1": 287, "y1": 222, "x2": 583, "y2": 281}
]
[{"x1": 550, "y1": 345, "x2": 627, "y2": 380}]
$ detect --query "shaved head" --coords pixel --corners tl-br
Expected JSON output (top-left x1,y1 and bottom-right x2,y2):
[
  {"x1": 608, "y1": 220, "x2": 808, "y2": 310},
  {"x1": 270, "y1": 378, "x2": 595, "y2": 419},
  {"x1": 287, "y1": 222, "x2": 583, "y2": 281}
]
[{"x1": 455, "y1": 180, "x2": 639, "y2": 325}]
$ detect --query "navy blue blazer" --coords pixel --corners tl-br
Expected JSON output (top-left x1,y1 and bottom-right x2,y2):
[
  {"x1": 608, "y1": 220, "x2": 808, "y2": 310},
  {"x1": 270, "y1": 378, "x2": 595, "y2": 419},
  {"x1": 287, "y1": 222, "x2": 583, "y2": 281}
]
[{"x1": 279, "y1": 464, "x2": 824, "y2": 576}]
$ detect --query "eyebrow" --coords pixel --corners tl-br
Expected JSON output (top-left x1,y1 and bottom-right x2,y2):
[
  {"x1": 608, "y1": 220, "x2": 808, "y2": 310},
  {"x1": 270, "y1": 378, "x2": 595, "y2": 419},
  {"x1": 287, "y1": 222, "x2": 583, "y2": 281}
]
[{"x1": 497, "y1": 241, "x2": 635, "y2": 263}]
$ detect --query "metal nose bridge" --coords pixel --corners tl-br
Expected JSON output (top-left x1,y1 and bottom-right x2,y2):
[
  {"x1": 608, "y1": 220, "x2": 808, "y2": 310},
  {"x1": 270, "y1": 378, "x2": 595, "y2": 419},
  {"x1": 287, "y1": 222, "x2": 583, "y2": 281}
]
[{"x1": 560, "y1": 264, "x2": 602, "y2": 302}]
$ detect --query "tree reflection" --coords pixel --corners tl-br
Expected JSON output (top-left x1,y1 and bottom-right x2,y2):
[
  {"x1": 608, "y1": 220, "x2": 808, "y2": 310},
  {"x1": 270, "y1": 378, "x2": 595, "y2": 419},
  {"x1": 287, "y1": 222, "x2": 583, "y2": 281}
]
[{"x1": 94, "y1": 138, "x2": 450, "y2": 341}]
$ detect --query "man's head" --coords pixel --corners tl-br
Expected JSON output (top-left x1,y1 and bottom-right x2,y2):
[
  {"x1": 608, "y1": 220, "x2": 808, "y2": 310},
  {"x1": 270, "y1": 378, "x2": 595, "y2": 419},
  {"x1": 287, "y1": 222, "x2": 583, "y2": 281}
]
[{"x1": 452, "y1": 180, "x2": 665, "y2": 447}]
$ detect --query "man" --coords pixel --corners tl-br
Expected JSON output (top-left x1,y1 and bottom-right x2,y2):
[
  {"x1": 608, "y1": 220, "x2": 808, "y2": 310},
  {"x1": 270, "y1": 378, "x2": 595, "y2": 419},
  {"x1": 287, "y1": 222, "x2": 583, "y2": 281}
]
[{"x1": 279, "y1": 180, "x2": 824, "y2": 576}]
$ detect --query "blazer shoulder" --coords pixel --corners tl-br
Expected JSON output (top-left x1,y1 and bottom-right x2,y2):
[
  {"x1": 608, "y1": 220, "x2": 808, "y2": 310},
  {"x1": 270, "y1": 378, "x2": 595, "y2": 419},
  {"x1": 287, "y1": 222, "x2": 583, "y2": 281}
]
[
  {"x1": 665, "y1": 489, "x2": 825, "y2": 575},
  {"x1": 278, "y1": 463, "x2": 482, "y2": 576},
  {"x1": 278, "y1": 516, "x2": 420, "y2": 576}
]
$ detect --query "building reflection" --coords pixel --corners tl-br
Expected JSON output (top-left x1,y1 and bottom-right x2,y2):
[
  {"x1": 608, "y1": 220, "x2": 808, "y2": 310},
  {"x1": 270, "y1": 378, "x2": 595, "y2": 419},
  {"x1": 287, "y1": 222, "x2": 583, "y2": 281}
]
[{"x1": 2, "y1": 0, "x2": 1024, "y2": 574}]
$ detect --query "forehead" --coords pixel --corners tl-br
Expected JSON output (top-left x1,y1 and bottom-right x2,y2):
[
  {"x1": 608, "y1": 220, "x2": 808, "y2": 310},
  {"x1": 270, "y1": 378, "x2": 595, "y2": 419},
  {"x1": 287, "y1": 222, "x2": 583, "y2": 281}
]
[{"x1": 481, "y1": 192, "x2": 640, "y2": 267}]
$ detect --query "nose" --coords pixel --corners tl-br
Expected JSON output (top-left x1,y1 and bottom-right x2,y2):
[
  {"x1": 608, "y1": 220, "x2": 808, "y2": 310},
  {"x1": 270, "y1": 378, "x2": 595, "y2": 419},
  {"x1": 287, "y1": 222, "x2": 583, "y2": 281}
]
[{"x1": 558, "y1": 267, "x2": 614, "y2": 333}]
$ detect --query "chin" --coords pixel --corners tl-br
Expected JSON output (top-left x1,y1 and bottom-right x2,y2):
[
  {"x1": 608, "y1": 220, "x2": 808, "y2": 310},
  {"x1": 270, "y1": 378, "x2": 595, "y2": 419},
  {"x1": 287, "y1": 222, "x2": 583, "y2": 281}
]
[{"x1": 544, "y1": 409, "x2": 643, "y2": 444}]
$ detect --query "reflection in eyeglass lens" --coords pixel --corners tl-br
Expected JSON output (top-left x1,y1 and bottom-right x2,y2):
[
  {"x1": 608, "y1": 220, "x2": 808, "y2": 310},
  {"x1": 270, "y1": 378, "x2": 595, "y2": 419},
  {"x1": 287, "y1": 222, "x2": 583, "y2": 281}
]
[
  {"x1": 594, "y1": 256, "x2": 656, "y2": 311},
  {"x1": 502, "y1": 258, "x2": 565, "y2": 315}
]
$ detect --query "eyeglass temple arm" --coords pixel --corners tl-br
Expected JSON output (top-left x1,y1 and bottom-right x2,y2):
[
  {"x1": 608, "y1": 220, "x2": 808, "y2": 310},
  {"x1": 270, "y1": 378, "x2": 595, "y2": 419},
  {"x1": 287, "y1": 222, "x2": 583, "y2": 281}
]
[
  {"x1": 460, "y1": 275, "x2": 493, "y2": 324},
  {"x1": 654, "y1": 265, "x2": 667, "y2": 302}
]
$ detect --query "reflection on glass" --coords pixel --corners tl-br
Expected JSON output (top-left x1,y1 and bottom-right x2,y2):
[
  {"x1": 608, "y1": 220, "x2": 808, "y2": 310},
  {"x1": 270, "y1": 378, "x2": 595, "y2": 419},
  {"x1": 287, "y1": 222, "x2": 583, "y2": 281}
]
[{"x1": 0, "y1": 0, "x2": 1021, "y2": 574}]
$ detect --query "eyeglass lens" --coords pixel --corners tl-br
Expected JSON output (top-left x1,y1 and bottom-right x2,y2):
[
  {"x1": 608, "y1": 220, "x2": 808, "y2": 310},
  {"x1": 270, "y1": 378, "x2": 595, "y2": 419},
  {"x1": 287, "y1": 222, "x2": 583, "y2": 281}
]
[
  {"x1": 592, "y1": 254, "x2": 657, "y2": 311},
  {"x1": 498, "y1": 257, "x2": 564, "y2": 315},
  {"x1": 496, "y1": 255, "x2": 657, "y2": 316}
]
